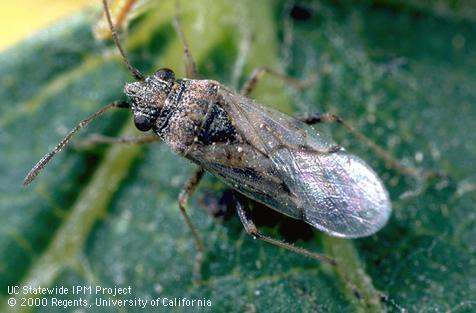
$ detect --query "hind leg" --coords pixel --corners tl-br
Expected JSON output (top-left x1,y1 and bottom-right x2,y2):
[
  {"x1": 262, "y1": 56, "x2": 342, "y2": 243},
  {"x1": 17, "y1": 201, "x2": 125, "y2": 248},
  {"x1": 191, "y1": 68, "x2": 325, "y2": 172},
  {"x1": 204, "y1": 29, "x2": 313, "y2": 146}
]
[
  {"x1": 297, "y1": 112, "x2": 440, "y2": 178},
  {"x1": 240, "y1": 67, "x2": 313, "y2": 97},
  {"x1": 233, "y1": 192, "x2": 336, "y2": 266}
]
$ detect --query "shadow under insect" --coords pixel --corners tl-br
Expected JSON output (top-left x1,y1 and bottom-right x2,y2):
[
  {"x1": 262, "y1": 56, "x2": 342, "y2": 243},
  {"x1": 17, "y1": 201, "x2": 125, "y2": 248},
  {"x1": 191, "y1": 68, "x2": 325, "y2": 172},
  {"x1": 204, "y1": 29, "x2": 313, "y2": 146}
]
[{"x1": 198, "y1": 188, "x2": 314, "y2": 243}]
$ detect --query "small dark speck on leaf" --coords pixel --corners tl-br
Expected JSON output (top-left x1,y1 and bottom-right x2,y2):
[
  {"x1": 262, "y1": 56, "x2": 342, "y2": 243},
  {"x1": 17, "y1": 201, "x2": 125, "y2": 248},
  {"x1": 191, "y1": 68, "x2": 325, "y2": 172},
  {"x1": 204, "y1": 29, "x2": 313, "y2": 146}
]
[
  {"x1": 198, "y1": 190, "x2": 236, "y2": 220},
  {"x1": 290, "y1": 4, "x2": 312, "y2": 21}
]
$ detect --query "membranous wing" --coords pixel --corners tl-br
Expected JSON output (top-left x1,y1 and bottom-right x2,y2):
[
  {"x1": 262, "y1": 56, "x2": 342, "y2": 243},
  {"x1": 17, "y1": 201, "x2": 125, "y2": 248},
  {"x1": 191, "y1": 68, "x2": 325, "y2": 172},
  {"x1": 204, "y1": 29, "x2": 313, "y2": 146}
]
[{"x1": 193, "y1": 86, "x2": 391, "y2": 238}]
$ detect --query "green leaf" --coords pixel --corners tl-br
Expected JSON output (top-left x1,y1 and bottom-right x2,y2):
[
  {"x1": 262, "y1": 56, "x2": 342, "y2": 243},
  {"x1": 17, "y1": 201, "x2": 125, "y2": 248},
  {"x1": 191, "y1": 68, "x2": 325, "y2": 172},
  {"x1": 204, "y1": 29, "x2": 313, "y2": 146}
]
[{"x1": 1, "y1": 1, "x2": 475, "y2": 312}]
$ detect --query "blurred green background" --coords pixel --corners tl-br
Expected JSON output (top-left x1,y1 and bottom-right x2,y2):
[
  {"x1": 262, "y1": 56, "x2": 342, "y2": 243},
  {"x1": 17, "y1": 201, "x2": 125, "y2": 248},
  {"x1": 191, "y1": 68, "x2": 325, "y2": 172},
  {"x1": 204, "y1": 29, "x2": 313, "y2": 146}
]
[
  {"x1": 0, "y1": 0, "x2": 475, "y2": 312},
  {"x1": 0, "y1": 0, "x2": 94, "y2": 51}
]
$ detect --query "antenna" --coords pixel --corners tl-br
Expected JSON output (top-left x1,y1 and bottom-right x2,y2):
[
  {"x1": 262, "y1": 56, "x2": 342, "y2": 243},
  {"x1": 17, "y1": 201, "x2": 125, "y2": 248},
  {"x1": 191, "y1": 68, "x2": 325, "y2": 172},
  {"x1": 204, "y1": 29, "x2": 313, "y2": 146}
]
[
  {"x1": 23, "y1": 101, "x2": 130, "y2": 186},
  {"x1": 102, "y1": 0, "x2": 144, "y2": 81}
]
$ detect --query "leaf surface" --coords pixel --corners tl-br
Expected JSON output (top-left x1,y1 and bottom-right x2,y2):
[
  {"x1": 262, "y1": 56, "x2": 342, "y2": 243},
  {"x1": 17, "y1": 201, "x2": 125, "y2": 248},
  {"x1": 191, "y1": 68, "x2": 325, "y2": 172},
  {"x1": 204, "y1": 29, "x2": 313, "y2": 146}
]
[{"x1": 0, "y1": 1, "x2": 474, "y2": 312}]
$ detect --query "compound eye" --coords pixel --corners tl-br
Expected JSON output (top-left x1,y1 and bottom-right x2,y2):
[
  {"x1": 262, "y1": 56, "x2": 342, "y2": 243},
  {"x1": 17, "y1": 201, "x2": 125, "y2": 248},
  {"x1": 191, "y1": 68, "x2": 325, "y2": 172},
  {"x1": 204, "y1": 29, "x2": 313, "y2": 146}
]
[
  {"x1": 134, "y1": 114, "x2": 153, "y2": 132},
  {"x1": 155, "y1": 68, "x2": 175, "y2": 82}
]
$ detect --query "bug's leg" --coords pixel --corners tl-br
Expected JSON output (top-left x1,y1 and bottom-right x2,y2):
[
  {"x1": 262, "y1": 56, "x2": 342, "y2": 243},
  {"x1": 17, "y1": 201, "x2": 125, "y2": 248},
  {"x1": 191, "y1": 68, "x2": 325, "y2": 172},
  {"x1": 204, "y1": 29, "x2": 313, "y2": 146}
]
[
  {"x1": 233, "y1": 193, "x2": 336, "y2": 266},
  {"x1": 299, "y1": 112, "x2": 439, "y2": 178},
  {"x1": 174, "y1": 0, "x2": 198, "y2": 78},
  {"x1": 234, "y1": 197, "x2": 380, "y2": 305},
  {"x1": 178, "y1": 167, "x2": 206, "y2": 282},
  {"x1": 76, "y1": 134, "x2": 160, "y2": 148},
  {"x1": 240, "y1": 67, "x2": 313, "y2": 97}
]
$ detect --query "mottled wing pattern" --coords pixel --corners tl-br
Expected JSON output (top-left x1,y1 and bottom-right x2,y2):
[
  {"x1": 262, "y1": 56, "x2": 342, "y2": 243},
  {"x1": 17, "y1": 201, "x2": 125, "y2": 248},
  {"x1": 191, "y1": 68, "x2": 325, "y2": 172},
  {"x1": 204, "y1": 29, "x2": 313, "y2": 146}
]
[
  {"x1": 217, "y1": 87, "x2": 391, "y2": 238},
  {"x1": 189, "y1": 137, "x2": 303, "y2": 220}
]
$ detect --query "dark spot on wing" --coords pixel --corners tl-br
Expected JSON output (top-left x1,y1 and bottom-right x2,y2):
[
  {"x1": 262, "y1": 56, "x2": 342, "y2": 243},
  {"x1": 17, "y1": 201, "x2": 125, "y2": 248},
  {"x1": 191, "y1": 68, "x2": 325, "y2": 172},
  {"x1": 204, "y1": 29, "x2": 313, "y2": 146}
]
[
  {"x1": 198, "y1": 103, "x2": 237, "y2": 144},
  {"x1": 280, "y1": 181, "x2": 292, "y2": 195}
]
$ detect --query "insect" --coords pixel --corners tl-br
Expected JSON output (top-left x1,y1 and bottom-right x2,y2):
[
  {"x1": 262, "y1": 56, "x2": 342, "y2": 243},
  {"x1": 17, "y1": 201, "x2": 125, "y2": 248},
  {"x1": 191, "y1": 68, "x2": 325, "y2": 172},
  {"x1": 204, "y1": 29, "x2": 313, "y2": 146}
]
[{"x1": 23, "y1": 0, "x2": 431, "y2": 281}]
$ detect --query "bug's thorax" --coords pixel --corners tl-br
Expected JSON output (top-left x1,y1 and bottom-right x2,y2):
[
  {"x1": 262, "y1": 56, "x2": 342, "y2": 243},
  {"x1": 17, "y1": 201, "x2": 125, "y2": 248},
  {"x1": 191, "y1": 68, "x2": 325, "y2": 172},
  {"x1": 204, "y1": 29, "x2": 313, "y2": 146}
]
[
  {"x1": 155, "y1": 78, "x2": 232, "y2": 156},
  {"x1": 125, "y1": 68, "x2": 236, "y2": 156}
]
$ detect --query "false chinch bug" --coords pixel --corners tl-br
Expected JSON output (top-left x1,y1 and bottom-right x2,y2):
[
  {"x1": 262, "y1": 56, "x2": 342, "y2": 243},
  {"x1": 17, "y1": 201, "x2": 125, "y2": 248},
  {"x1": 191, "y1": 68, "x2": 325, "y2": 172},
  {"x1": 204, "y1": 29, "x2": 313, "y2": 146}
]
[{"x1": 24, "y1": 0, "x2": 436, "y2": 283}]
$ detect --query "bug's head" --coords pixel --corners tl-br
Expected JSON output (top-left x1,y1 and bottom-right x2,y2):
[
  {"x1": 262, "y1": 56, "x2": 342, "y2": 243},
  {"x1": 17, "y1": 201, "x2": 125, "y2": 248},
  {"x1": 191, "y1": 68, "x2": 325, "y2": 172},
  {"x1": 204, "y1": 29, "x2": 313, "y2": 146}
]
[{"x1": 124, "y1": 68, "x2": 176, "y2": 132}]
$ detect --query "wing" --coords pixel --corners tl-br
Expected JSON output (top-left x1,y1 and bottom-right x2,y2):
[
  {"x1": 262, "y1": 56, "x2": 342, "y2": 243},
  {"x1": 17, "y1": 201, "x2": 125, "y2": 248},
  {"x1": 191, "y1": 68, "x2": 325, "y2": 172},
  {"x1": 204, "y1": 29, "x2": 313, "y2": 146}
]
[
  {"x1": 272, "y1": 148, "x2": 391, "y2": 237},
  {"x1": 189, "y1": 142, "x2": 303, "y2": 220},
  {"x1": 212, "y1": 87, "x2": 391, "y2": 238}
]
